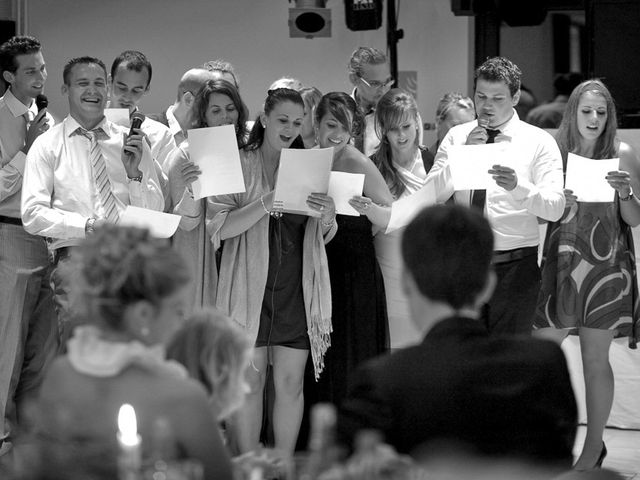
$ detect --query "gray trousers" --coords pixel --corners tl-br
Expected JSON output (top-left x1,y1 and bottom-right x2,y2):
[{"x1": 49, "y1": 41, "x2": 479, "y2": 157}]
[{"x1": 0, "y1": 223, "x2": 59, "y2": 441}]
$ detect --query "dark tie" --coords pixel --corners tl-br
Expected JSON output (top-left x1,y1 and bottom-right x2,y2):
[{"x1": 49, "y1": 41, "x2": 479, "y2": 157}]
[
  {"x1": 353, "y1": 107, "x2": 374, "y2": 154},
  {"x1": 471, "y1": 129, "x2": 500, "y2": 212}
]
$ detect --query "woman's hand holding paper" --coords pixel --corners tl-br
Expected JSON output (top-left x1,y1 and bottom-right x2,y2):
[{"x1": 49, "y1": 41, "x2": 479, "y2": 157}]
[
  {"x1": 181, "y1": 161, "x2": 202, "y2": 193},
  {"x1": 605, "y1": 170, "x2": 632, "y2": 198},
  {"x1": 307, "y1": 192, "x2": 335, "y2": 224}
]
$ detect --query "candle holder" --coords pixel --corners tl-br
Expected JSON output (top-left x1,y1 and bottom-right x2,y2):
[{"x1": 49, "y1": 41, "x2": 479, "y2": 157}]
[
  {"x1": 141, "y1": 458, "x2": 204, "y2": 480},
  {"x1": 118, "y1": 404, "x2": 142, "y2": 480}
]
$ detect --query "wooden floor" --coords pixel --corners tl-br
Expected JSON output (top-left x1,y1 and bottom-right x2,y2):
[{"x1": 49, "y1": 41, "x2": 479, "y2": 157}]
[{"x1": 574, "y1": 426, "x2": 640, "y2": 478}]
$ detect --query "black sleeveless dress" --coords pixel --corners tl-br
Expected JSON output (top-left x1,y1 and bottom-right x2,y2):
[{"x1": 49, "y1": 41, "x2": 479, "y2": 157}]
[
  {"x1": 255, "y1": 213, "x2": 310, "y2": 350},
  {"x1": 307, "y1": 214, "x2": 389, "y2": 405}
]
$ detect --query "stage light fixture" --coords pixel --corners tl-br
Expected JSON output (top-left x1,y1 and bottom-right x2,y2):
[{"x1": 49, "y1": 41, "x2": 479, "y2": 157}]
[{"x1": 289, "y1": 0, "x2": 332, "y2": 38}]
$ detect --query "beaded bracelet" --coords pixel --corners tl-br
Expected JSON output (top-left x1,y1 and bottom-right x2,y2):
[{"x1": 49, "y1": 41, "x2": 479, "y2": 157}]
[
  {"x1": 260, "y1": 196, "x2": 270, "y2": 215},
  {"x1": 260, "y1": 195, "x2": 283, "y2": 218},
  {"x1": 321, "y1": 215, "x2": 336, "y2": 228}
]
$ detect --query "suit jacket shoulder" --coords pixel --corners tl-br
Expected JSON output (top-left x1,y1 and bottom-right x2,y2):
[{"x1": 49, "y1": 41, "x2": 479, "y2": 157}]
[{"x1": 338, "y1": 317, "x2": 576, "y2": 459}]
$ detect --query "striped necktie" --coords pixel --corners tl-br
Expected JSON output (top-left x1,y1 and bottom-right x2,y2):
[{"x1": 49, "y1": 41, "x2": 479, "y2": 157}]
[
  {"x1": 76, "y1": 127, "x2": 119, "y2": 223},
  {"x1": 470, "y1": 128, "x2": 501, "y2": 212}
]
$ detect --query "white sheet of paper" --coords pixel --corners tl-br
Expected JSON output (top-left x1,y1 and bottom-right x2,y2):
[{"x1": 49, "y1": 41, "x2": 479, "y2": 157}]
[
  {"x1": 386, "y1": 178, "x2": 437, "y2": 233},
  {"x1": 273, "y1": 147, "x2": 334, "y2": 217},
  {"x1": 328, "y1": 171, "x2": 365, "y2": 216},
  {"x1": 119, "y1": 206, "x2": 181, "y2": 238},
  {"x1": 187, "y1": 124, "x2": 245, "y2": 199},
  {"x1": 104, "y1": 108, "x2": 130, "y2": 127},
  {"x1": 565, "y1": 153, "x2": 619, "y2": 202},
  {"x1": 448, "y1": 143, "x2": 511, "y2": 190}
]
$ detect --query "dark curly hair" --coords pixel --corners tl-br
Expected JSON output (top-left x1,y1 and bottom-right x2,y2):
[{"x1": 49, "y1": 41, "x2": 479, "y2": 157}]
[
  {"x1": 0, "y1": 35, "x2": 41, "y2": 74},
  {"x1": 474, "y1": 56, "x2": 522, "y2": 97}
]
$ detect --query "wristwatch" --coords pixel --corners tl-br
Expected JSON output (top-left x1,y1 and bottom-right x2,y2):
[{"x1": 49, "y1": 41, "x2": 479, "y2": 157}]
[
  {"x1": 620, "y1": 187, "x2": 634, "y2": 201},
  {"x1": 127, "y1": 173, "x2": 143, "y2": 183}
]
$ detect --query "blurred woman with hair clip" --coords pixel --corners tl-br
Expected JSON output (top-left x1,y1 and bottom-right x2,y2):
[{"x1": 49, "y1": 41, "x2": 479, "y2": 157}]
[
  {"x1": 165, "y1": 78, "x2": 250, "y2": 316},
  {"x1": 33, "y1": 225, "x2": 233, "y2": 480},
  {"x1": 207, "y1": 88, "x2": 336, "y2": 456},
  {"x1": 535, "y1": 79, "x2": 640, "y2": 471},
  {"x1": 167, "y1": 307, "x2": 253, "y2": 424}
]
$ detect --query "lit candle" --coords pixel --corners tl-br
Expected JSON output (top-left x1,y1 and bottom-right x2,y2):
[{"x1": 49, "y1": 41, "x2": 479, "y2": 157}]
[{"x1": 117, "y1": 403, "x2": 142, "y2": 476}]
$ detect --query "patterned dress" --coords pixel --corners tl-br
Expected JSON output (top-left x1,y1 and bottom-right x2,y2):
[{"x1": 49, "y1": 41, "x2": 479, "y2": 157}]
[{"x1": 535, "y1": 198, "x2": 639, "y2": 348}]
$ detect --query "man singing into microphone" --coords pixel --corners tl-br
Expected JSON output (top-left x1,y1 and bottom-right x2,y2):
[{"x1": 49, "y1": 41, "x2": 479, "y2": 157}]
[
  {"x1": 108, "y1": 50, "x2": 176, "y2": 168},
  {"x1": 0, "y1": 35, "x2": 57, "y2": 456},
  {"x1": 427, "y1": 56, "x2": 565, "y2": 336},
  {"x1": 21, "y1": 56, "x2": 165, "y2": 346}
]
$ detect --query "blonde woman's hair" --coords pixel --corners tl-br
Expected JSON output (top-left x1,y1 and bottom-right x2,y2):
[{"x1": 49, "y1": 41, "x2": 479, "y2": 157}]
[{"x1": 166, "y1": 308, "x2": 252, "y2": 420}]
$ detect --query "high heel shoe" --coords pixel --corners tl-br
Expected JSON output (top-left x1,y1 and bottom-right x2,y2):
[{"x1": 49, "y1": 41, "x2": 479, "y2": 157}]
[
  {"x1": 594, "y1": 442, "x2": 607, "y2": 468},
  {"x1": 574, "y1": 442, "x2": 607, "y2": 471}
]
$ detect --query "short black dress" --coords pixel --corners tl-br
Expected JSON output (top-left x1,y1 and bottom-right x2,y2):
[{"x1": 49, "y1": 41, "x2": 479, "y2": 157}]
[{"x1": 255, "y1": 213, "x2": 310, "y2": 350}]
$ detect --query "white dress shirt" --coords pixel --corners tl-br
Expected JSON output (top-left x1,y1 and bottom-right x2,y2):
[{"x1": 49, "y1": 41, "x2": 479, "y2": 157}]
[
  {"x1": 165, "y1": 104, "x2": 186, "y2": 146},
  {"x1": 427, "y1": 111, "x2": 565, "y2": 251},
  {"x1": 0, "y1": 88, "x2": 54, "y2": 218},
  {"x1": 22, "y1": 115, "x2": 165, "y2": 249},
  {"x1": 142, "y1": 116, "x2": 177, "y2": 167}
]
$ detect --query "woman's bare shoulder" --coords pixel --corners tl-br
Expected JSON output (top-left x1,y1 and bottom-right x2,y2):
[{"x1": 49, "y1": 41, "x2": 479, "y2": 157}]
[
  {"x1": 337, "y1": 145, "x2": 375, "y2": 171},
  {"x1": 618, "y1": 140, "x2": 638, "y2": 158}
]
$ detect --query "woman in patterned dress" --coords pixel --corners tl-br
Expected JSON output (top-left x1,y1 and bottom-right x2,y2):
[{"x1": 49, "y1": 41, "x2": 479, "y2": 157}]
[{"x1": 534, "y1": 80, "x2": 640, "y2": 471}]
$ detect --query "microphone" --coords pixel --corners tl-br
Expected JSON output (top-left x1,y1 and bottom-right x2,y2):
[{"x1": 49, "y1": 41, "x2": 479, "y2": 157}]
[
  {"x1": 126, "y1": 112, "x2": 145, "y2": 159},
  {"x1": 35, "y1": 93, "x2": 48, "y2": 112},
  {"x1": 477, "y1": 115, "x2": 490, "y2": 129},
  {"x1": 129, "y1": 111, "x2": 145, "y2": 136}
]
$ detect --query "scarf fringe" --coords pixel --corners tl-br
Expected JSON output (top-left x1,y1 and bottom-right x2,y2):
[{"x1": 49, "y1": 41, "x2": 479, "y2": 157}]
[
  {"x1": 303, "y1": 218, "x2": 333, "y2": 380},
  {"x1": 309, "y1": 315, "x2": 332, "y2": 381}
]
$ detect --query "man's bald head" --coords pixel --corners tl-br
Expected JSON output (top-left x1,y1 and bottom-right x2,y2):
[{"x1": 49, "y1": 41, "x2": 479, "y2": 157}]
[{"x1": 176, "y1": 67, "x2": 217, "y2": 101}]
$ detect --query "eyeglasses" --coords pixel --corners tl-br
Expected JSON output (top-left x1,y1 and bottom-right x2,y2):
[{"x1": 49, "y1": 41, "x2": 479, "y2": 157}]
[{"x1": 358, "y1": 76, "x2": 394, "y2": 90}]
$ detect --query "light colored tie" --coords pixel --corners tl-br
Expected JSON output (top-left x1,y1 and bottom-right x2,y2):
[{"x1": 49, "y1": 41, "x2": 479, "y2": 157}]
[
  {"x1": 23, "y1": 111, "x2": 32, "y2": 132},
  {"x1": 77, "y1": 127, "x2": 119, "y2": 223}
]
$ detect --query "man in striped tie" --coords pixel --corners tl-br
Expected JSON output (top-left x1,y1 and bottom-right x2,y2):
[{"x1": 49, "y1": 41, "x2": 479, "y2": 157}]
[{"x1": 21, "y1": 56, "x2": 165, "y2": 348}]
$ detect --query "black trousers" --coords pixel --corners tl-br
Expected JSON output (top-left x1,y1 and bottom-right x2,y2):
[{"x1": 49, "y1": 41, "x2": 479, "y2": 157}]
[{"x1": 483, "y1": 253, "x2": 541, "y2": 336}]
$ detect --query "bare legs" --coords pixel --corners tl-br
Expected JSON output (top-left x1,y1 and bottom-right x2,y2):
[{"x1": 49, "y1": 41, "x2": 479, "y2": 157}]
[
  {"x1": 231, "y1": 345, "x2": 308, "y2": 455},
  {"x1": 574, "y1": 328, "x2": 614, "y2": 470},
  {"x1": 272, "y1": 346, "x2": 308, "y2": 453},
  {"x1": 231, "y1": 346, "x2": 269, "y2": 454},
  {"x1": 533, "y1": 327, "x2": 614, "y2": 470}
]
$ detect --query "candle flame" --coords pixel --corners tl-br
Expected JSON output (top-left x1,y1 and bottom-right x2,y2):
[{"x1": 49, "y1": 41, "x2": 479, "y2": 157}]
[{"x1": 118, "y1": 404, "x2": 138, "y2": 446}]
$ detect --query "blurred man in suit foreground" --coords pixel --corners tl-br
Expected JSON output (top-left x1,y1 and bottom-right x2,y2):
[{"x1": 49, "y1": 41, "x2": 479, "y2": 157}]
[{"x1": 339, "y1": 204, "x2": 578, "y2": 473}]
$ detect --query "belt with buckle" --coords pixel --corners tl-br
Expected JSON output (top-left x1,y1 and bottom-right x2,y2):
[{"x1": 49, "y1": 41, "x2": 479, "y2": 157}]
[
  {"x1": 492, "y1": 246, "x2": 538, "y2": 265},
  {"x1": 0, "y1": 215, "x2": 22, "y2": 226}
]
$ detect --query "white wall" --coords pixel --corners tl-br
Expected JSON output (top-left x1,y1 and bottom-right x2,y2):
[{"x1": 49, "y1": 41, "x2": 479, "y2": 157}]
[{"x1": 26, "y1": 0, "x2": 471, "y2": 146}]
